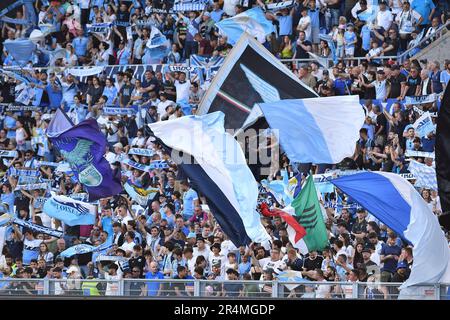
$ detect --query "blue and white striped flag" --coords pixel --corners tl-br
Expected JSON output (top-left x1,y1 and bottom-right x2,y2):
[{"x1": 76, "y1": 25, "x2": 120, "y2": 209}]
[
  {"x1": 43, "y1": 194, "x2": 96, "y2": 226},
  {"x1": 216, "y1": 7, "x2": 275, "y2": 45}
]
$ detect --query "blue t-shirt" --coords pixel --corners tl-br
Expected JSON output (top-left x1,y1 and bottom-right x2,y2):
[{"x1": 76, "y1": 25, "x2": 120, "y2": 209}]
[
  {"x1": 101, "y1": 216, "x2": 113, "y2": 238},
  {"x1": 308, "y1": 9, "x2": 320, "y2": 28},
  {"x1": 344, "y1": 31, "x2": 356, "y2": 50},
  {"x1": 183, "y1": 188, "x2": 198, "y2": 219},
  {"x1": 361, "y1": 25, "x2": 372, "y2": 51},
  {"x1": 4, "y1": 116, "x2": 17, "y2": 139},
  {"x1": 421, "y1": 136, "x2": 435, "y2": 152},
  {"x1": 118, "y1": 48, "x2": 131, "y2": 65},
  {"x1": 72, "y1": 36, "x2": 89, "y2": 57},
  {"x1": 145, "y1": 271, "x2": 164, "y2": 296},
  {"x1": 278, "y1": 15, "x2": 293, "y2": 36},
  {"x1": 440, "y1": 70, "x2": 450, "y2": 86},
  {"x1": 102, "y1": 86, "x2": 118, "y2": 105},
  {"x1": 46, "y1": 83, "x2": 63, "y2": 108},
  {"x1": 210, "y1": 9, "x2": 224, "y2": 23},
  {"x1": 411, "y1": 0, "x2": 436, "y2": 26},
  {"x1": 380, "y1": 244, "x2": 402, "y2": 273}
]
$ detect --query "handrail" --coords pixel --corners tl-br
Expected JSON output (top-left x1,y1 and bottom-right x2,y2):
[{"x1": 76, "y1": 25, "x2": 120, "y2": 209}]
[{"x1": 398, "y1": 20, "x2": 450, "y2": 62}]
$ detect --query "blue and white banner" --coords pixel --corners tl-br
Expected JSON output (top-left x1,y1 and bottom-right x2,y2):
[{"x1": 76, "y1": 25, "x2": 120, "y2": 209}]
[
  {"x1": 68, "y1": 193, "x2": 89, "y2": 202},
  {"x1": 357, "y1": 4, "x2": 379, "y2": 23},
  {"x1": 258, "y1": 95, "x2": 365, "y2": 164},
  {"x1": 0, "y1": 104, "x2": 40, "y2": 112},
  {"x1": 121, "y1": 158, "x2": 169, "y2": 172},
  {"x1": 43, "y1": 194, "x2": 96, "y2": 226},
  {"x1": 13, "y1": 218, "x2": 63, "y2": 238},
  {"x1": 266, "y1": 1, "x2": 295, "y2": 12},
  {"x1": 67, "y1": 66, "x2": 104, "y2": 78},
  {"x1": 86, "y1": 23, "x2": 112, "y2": 34},
  {"x1": 189, "y1": 55, "x2": 224, "y2": 82},
  {"x1": 405, "y1": 93, "x2": 436, "y2": 105},
  {"x1": 128, "y1": 148, "x2": 154, "y2": 157},
  {"x1": 60, "y1": 241, "x2": 114, "y2": 258},
  {"x1": 95, "y1": 255, "x2": 129, "y2": 263},
  {"x1": 0, "y1": 150, "x2": 18, "y2": 158},
  {"x1": 8, "y1": 168, "x2": 40, "y2": 177},
  {"x1": 216, "y1": 7, "x2": 275, "y2": 45},
  {"x1": 14, "y1": 182, "x2": 49, "y2": 191},
  {"x1": 331, "y1": 172, "x2": 450, "y2": 296},
  {"x1": 413, "y1": 111, "x2": 435, "y2": 138},
  {"x1": 36, "y1": 161, "x2": 60, "y2": 167},
  {"x1": 168, "y1": 66, "x2": 195, "y2": 73},
  {"x1": 405, "y1": 150, "x2": 435, "y2": 159},
  {"x1": 103, "y1": 107, "x2": 136, "y2": 116},
  {"x1": 408, "y1": 160, "x2": 438, "y2": 190}
]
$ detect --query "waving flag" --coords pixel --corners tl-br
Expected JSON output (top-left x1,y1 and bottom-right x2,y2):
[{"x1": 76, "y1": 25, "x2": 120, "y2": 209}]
[
  {"x1": 60, "y1": 240, "x2": 114, "y2": 258},
  {"x1": 216, "y1": 7, "x2": 275, "y2": 45},
  {"x1": 143, "y1": 26, "x2": 170, "y2": 64},
  {"x1": 149, "y1": 112, "x2": 270, "y2": 246},
  {"x1": 284, "y1": 175, "x2": 328, "y2": 254},
  {"x1": 3, "y1": 39, "x2": 36, "y2": 66},
  {"x1": 331, "y1": 172, "x2": 450, "y2": 297},
  {"x1": 258, "y1": 95, "x2": 365, "y2": 164},
  {"x1": 47, "y1": 109, "x2": 122, "y2": 201},
  {"x1": 43, "y1": 194, "x2": 96, "y2": 226}
]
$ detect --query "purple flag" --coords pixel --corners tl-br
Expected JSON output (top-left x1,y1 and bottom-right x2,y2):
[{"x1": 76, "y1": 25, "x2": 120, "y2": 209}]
[{"x1": 47, "y1": 109, "x2": 122, "y2": 201}]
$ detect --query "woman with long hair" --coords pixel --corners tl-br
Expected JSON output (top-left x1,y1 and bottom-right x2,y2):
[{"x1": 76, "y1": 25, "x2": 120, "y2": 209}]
[
  {"x1": 38, "y1": 243, "x2": 54, "y2": 265},
  {"x1": 353, "y1": 242, "x2": 365, "y2": 269}
]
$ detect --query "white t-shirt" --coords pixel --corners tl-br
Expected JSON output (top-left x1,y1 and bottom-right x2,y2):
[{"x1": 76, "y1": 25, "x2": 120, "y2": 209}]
[
  {"x1": 193, "y1": 247, "x2": 211, "y2": 264},
  {"x1": 371, "y1": 80, "x2": 388, "y2": 100},
  {"x1": 174, "y1": 80, "x2": 191, "y2": 103},
  {"x1": 315, "y1": 279, "x2": 331, "y2": 298},
  {"x1": 298, "y1": 16, "x2": 312, "y2": 40},
  {"x1": 105, "y1": 273, "x2": 122, "y2": 296},
  {"x1": 376, "y1": 10, "x2": 393, "y2": 31},
  {"x1": 223, "y1": 0, "x2": 239, "y2": 16},
  {"x1": 120, "y1": 240, "x2": 136, "y2": 254},
  {"x1": 157, "y1": 100, "x2": 175, "y2": 117}
]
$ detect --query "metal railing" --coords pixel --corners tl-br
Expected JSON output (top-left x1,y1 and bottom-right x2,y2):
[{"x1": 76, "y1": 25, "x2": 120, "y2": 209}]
[{"x1": 0, "y1": 279, "x2": 448, "y2": 299}]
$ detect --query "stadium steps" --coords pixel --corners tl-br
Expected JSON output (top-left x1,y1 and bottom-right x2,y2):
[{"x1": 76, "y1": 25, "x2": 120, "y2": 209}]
[{"x1": 411, "y1": 29, "x2": 450, "y2": 65}]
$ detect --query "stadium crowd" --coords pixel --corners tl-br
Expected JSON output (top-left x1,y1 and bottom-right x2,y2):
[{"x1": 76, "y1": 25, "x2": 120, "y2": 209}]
[{"x1": 0, "y1": 0, "x2": 449, "y2": 298}]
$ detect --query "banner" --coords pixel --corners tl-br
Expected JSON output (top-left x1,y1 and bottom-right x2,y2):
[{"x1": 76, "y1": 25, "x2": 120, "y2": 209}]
[
  {"x1": 128, "y1": 148, "x2": 154, "y2": 157},
  {"x1": 405, "y1": 150, "x2": 435, "y2": 159},
  {"x1": 413, "y1": 112, "x2": 435, "y2": 138},
  {"x1": 60, "y1": 241, "x2": 114, "y2": 258},
  {"x1": 43, "y1": 194, "x2": 97, "y2": 226},
  {"x1": 8, "y1": 168, "x2": 40, "y2": 177},
  {"x1": 121, "y1": 159, "x2": 169, "y2": 172},
  {"x1": 68, "y1": 193, "x2": 89, "y2": 202},
  {"x1": 266, "y1": 1, "x2": 295, "y2": 11},
  {"x1": 86, "y1": 23, "x2": 112, "y2": 34},
  {"x1": 67, "y1": 66, "x2": 104, "y2": 78},
  {"x1": 198, "y1": 34, "x2": 317, "y2": 129},
  {"x1": 95, "y1": 255, "x2": 129, "y2": 263},
  {"x1": 168, "y1": 65, "x2": 195, "y2": 73},
  {"x1": 36, "y1": 161, "x2": 60, "y2": 167},
  {"x1": 405, "y1": 93, "x2": 436, "y2": 105},
  {"x1": 1, "y1": 104, "x2": 40, "y2": 112},
  {"x1": 13, "y1": 218, "x2": 63, "y2": 238},
  {"x1": 14, "y1": 182, "x2": 49, "y2": 191},
  {"x1": 103, "y1": 107, "x2": 136, "y2": 116},
  {"x1": 0, "y1": 150, "x2": 18, "y2": 158}
]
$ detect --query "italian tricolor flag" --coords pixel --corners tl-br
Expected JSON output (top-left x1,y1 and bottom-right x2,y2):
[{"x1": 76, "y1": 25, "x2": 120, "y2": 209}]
[{"x1": 261, "y1": 175, "x2": 328, "y2": 254}]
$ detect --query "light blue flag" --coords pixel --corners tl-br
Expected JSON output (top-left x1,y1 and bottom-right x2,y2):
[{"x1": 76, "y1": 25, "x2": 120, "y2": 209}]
[
  {"x1": 357, "y1": 5, "x2": 379, "y2": 24},
  {"x1": 3, "y1": 39, "x2": 36, "y2": 66},
  {"x1": 143, "y1": 26, "x2": 170, "y2": 64},
  {"x1": 260, "y1": 179, "x2": 293, "y2": 206},
  {"x1": 258, "y1": 96, "x2": 365, "y2": 164},
  {"x1": 216, "y1": 7, "x2": 275, "y2": 45},
  {"x1": 43, "y1": 194, "x2": 96, "y2": 226},
  {"x1": 330, "y1": 172, "x2": 450, "y2": 296},
  {"x1": 60, "y1": 241, "x2": 114, "y2": 258}
]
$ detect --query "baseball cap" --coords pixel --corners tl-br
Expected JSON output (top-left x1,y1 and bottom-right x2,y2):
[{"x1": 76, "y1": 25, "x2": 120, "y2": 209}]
[
  {"x1": 397, "y1": 261, "x2": 408, "y2": 269},
  {"x1": 362, "y1": 247, "x2": 371, "y2": 254},
  {"x1": 187, "y1": 232, "x2": 197, "y2": 239},
  {"x1": 67, "y1": 266, "x2": 78, "y2": 274},
  {"x1": 203, "y1": 11, "x2": 211, "y2": 17},
  {"x1": 210, "y1": 242, "x2": 221, "y2": 251}
]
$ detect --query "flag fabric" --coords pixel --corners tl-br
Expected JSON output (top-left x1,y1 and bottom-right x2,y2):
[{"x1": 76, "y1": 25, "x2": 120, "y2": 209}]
[
  {"x1": 258, "y1": 95, "x2": 365, "y2": 164},
  {"x1": 60, "y1": 241, "x2": 114, "y2": 258},
  {"x1": 43, "y1": 194, "x2": 97, "y2": 226},
  {"x1": 284, "y1": 175, "x2": 328, "y2": 254},
  {"x1": 216, "y1": 7, "x2": 275, "y2": 45},
  {"x1": 330, "y1": 171, "x2": 450, "y2": 296},
  {"x1": 124, "y1": 182, "x2": 159, "y2": 206},
  {"x1": 288, "y1": 173, "x2": 303, "y2": 199},
  {"x1": 143, "y1": 26, "x2": 170, "y2": 64},
  {"x1": 276, "y1": 270, "x2": 310, "y2": 291},
  {"x1": 259, "y1": 203, "x2": 306, "y2": 249},
  {"x1": 260, "y1": 179, "x2": 293, "y2": 206},
  {"x1": 436, "y1": 84, "x2": 450, "y2": 231},
  {"x1": 149, "y1": 112, "x2": 271, "y2": 246},
  {"x1": 3, "y1": 39, "x2": 36, "y2": 66},
  {"x1": 407, "y1": 160, "x2": 438, "y2": 190},
  {"x1": 47, "y1": 109, "x2": 122, "y2": 201},
  {"x1": 197, "y1": 33, "x2": 317, "y2": 130}
]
